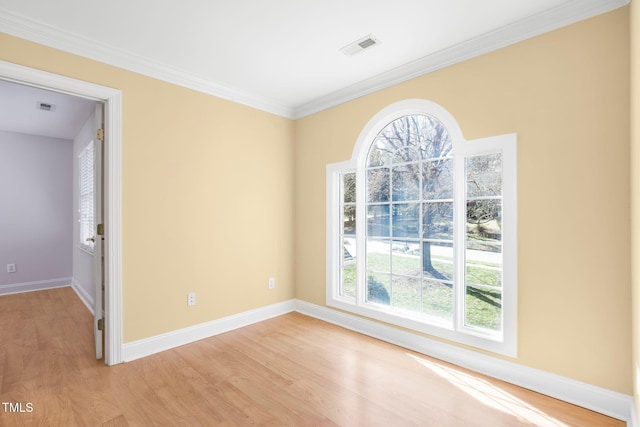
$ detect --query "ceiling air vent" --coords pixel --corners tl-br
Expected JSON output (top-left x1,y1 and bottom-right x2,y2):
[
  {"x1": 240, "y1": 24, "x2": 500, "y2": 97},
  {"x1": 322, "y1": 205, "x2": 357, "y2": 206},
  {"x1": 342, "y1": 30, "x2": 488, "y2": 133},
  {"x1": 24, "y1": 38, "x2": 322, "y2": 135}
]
[
  {"x1": 37, "y1": 102, "x2": 56, "y2": 112},
  {"x1": 340, "y1": 34, "x2": 381, "y2": 56}
]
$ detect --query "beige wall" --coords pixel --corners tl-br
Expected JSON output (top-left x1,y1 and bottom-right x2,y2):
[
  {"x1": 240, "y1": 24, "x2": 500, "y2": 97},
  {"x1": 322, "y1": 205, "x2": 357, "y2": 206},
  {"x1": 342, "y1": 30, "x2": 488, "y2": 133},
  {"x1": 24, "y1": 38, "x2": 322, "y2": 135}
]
[
  {"x1": 296, "y1": 8, "x2": 631, "y2": 393},
  {"x1": 631, "y1": 0, "x2": 640, "y2": 419},
  {"x1": 0, "y1": 33, "x2": 296, "y2": 342}
]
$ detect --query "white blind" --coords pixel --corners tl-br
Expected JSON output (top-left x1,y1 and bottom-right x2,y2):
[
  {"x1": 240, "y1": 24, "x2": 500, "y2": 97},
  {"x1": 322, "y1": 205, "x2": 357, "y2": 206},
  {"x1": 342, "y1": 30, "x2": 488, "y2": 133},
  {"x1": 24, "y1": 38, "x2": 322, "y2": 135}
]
[{"x1": 79, "y1": 141, "x2": 94, "y2": 252}]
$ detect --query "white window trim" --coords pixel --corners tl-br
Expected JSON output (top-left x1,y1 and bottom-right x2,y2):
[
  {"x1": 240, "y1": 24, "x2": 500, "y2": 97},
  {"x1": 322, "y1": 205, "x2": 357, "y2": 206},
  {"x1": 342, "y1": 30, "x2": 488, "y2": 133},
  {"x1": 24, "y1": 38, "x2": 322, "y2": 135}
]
[
  {"x1": 79, "y1": 140, "x2": 95, "y2": 255},
  {"x1": 326, "y1": 99, "x2": 517, "y2": 357}
]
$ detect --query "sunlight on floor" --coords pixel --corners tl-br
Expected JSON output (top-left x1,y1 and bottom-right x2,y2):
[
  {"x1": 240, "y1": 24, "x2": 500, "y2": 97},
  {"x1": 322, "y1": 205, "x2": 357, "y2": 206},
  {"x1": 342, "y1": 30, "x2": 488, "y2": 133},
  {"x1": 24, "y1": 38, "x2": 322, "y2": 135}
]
[{"x1": 407, "y1": 354, "x2": 569, "y2": 426}]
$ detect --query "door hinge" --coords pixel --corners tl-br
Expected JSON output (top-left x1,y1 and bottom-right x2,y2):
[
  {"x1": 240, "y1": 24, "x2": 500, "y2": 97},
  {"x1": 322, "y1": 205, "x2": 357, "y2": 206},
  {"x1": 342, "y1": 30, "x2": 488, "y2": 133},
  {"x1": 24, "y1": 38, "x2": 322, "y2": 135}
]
[
  {"x1": 97, "y1": 224, "x2": 104, "y2": 236},
  {"x1": 97, "y1": 128, "x2": 104, "y2": 141},
  {"x1": 97, "y1": 318, "x2": 104, "y2": 331}
]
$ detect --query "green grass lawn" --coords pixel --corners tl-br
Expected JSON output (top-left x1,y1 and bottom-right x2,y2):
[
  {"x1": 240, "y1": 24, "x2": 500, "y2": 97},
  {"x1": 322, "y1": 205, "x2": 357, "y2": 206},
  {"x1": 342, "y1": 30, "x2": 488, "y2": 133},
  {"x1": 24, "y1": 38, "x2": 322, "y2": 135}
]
[{"x1": 341, "y1": 251, "x2": 502, "y2": 331}]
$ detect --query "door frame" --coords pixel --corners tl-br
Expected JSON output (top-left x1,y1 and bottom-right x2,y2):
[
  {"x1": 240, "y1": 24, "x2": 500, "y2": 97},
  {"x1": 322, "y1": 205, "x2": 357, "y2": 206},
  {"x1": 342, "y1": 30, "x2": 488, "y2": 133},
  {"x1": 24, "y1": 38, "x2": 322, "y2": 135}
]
[{"x1": 0, "y1": 60, "x2": 123, "y2": 365}]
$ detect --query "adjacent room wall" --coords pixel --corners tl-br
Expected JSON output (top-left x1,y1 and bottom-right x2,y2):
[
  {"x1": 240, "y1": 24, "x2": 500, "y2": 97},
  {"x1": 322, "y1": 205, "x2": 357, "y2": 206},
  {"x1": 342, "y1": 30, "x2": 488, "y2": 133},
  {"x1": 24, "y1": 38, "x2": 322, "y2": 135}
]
[
  {"x1": 0, "y1": 32, "x2": 296, "y2": 342},
  {"x1": 295, "y1": 8, "x2": 631, "y2": 394},
  {"x1": 72, "y1": 112, "x2": 96, "y2": 307},
  {"x1": 0, "y1": 130, "x2": 73, "y2": 290}
]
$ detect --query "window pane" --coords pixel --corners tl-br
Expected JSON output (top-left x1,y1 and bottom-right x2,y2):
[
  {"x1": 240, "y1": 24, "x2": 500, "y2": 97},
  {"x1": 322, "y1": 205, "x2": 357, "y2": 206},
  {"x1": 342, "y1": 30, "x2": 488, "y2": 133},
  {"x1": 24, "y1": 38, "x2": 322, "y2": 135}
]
[
  {"x1": 391, "y1": 241, "x2": 421, "y2": 276},
  {"x1": 367, "y1": 168, "x2": 389, "y2": 202},
  {"x1": 465, "y1": 257, "x2": 502, "y2": 288},
  {"x1": 342, "y1": 237, "x2": 356, "y2": 265},
  {"x1": 392, "y1": 203, "x2": 419, "y2": 238},
  {"x1": 465, "y1": 287, "x2": 502, "y2": 331},
  {"x1": 367, "y1": 239, "x2": 390, "y2": 273},
  {"x1": 418, "y1": 116, "x2": 452, "y2": 160},
  {"x1": 367, "y1": 205, "x2": 390, "y2": 237},
  {"x1": 422, "y1": 280, "x2": 454, "y2": 321},
  {"x1": 423, "y1": 158, "x2": 453, "y2": 199},
  {"x1": 392, "y1": 147, "x2": 420, "y2": 165},
  {"x1": 423, "y1": 202, "x2": 453, "y2": 240},
  {"x1": 391, "y1": 276, "x2": 420, "y2": 312},
  {"x1": 466, "y1": 154, "x2": 502, "y2": 198},
  {"x1": 466, "y1": 199, "x2": 502, "y2": 249},
  {"x1": 340, "y1": 265, "x2": 356, "y2": 301},
  {"x1": 422, "y1": 242, "x2": 453, "y2": 281},
  {"x1": 367, "y1": 140, "x2": 393, "y2": 167},
  {"x1": 392, "y1": 163, "x2": 420, "y2": 201},
  {"x1": 367, "y1": 273, "x2": 391, "y2": 305},
  {"x1": 343, "y1": 172, "x2": 356, "y2": 203},
  {"x1": 343, "y1": 205, "x2": 356, "y2": 235}
]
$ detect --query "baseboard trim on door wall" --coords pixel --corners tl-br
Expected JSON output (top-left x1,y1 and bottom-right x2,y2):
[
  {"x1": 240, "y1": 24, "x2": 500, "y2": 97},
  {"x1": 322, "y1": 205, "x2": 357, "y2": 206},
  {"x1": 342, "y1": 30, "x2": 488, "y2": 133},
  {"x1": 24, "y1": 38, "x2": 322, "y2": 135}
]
[
  {"x1": 121, "y1": 300, "x2": 297, "y2": 362},
  {"x1": 293, "y1": 299, "x2": 633, "y2": 425},
  {"x1": 71, "y1": 278, "x2": 95, "y2": 314},
  {"x1": 0, "y1": 277, "x2": 72, "y2": 296}
]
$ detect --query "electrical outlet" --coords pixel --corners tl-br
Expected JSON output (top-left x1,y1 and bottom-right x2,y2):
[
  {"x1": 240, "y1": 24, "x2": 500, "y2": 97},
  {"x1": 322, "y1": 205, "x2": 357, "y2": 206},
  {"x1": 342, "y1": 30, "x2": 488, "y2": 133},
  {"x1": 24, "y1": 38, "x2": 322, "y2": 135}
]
[
  {"x1": 268, "y1": 277, "x2": 275, "y2": 289},
  {"x1": 7, "y1": 264, "x2": 16, "y2": 273},
  {"x1": 187, "y1": 292, "x2": 196, "y2": 306}
]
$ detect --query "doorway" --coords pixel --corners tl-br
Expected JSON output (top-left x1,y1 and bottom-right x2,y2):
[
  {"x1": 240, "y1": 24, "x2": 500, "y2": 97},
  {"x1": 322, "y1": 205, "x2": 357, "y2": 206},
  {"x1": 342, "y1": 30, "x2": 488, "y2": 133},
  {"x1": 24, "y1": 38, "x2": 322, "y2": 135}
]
[{"x1": 0, "y1": 60, "x2": 123, "y2": 365}]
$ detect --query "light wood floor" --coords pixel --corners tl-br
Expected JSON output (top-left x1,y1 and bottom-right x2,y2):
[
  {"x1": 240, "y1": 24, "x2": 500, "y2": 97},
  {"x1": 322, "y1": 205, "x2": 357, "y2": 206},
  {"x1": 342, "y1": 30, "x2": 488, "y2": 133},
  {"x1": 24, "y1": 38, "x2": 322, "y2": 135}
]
[{"x1": 0, "y1": 287, "x2": 625, "y2": 426}]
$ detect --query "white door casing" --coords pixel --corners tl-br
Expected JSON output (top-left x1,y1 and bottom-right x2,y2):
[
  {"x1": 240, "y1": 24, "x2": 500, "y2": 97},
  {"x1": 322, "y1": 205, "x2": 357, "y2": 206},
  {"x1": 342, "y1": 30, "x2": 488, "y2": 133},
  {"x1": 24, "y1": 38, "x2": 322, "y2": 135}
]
[{"x1": 93, "y1": 102, "x2": 104, "y2": 360}]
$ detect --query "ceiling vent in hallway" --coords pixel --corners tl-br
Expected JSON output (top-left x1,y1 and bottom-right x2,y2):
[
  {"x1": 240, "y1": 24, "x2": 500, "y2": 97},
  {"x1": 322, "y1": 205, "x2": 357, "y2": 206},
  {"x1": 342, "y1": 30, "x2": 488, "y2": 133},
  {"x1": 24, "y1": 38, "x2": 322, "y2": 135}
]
[
  {"x1": 37, "y1": 102, "x2": 56, "y2": 112},
  {"x1": 340, "y1": 34, "x2": 381, "y2": 56}
]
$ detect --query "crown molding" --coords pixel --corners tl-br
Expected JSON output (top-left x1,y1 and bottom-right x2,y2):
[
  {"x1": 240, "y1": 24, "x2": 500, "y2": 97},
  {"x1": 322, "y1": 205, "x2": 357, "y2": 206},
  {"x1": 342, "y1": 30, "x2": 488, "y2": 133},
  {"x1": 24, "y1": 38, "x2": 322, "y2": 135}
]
[
  {"x1": 1, "y1": 0, "x2": 629, "y2": 120},
  {"x1": 293, "y1": 0, "x2": 630, "y2": 119},
  {"x1": 0, "y1": 8, "x2": 296, "y2": 119}
]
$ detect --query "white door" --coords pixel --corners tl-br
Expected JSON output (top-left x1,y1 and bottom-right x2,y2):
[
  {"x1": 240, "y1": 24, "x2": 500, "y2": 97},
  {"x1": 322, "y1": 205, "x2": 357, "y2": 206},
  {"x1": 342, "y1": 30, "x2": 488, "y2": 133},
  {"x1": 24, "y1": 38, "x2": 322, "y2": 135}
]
[{"x1": 93, "y1": 102, "x2": 105, "y2": 360}]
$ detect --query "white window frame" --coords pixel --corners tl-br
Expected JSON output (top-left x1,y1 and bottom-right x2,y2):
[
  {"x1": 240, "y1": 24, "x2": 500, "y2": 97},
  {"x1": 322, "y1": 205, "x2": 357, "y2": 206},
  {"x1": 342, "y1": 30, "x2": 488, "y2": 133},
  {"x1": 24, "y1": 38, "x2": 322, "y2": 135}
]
[
  {"x1": 79, "y1": 140, "x2": 95, "y2": 254},
  {"x1": 326, "y1": 99, "x2": 517, "y2": 357}
]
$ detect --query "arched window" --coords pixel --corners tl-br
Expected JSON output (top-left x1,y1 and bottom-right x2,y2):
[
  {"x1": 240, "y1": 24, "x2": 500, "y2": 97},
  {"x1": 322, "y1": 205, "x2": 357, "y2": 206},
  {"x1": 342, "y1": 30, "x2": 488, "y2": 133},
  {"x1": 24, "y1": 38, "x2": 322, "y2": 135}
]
[{"x1": 327, "y1": 100, "x2": 517, "y2": 356}]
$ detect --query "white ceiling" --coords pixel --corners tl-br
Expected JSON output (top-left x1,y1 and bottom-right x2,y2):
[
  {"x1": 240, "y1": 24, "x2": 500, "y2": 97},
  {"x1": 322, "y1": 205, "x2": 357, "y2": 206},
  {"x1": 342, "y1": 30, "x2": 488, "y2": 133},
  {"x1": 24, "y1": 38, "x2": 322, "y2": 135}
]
[
  {"x1": 0, "y1": 0, "x2": 629, "y2": 121},
  {"x1": 0, "y1": 79, "x2": 95, "y2": 139}
]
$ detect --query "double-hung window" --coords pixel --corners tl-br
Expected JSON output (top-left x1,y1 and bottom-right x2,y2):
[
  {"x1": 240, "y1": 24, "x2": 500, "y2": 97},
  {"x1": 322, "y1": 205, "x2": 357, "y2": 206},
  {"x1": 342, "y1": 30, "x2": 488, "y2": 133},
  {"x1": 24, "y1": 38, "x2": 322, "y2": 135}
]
[{"x1": 327, "y1": 100, "x2": 517, "y2": 356}]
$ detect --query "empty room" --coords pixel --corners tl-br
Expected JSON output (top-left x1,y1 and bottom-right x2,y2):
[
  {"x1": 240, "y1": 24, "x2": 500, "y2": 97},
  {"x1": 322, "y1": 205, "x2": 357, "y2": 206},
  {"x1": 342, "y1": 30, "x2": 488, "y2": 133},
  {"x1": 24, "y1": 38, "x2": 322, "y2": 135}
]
[{"x1": 1, "y1": 0, "x2": 640, "y2": 425}]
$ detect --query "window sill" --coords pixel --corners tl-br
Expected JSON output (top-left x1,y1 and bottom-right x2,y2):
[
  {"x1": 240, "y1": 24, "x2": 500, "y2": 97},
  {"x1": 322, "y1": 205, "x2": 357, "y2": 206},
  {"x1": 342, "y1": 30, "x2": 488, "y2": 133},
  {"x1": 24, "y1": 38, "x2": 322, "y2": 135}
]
[
  {"x1": 78, "y1": 245, "x2": 94, "y2": 256},
  {"x1": 327, "y1": 296, "x2": 515, "y2": 358}
]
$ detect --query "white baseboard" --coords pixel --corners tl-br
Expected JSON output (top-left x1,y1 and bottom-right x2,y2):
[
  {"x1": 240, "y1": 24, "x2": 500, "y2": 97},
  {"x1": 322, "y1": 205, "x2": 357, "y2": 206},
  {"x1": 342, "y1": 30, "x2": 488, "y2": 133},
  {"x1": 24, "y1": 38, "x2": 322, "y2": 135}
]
[
  {"x1": 71, "y1": 278, "x2": 95, "y2": 314},
  {"x1": 122, "y1": 299, "x2": 296, "y2": 362},
  {"x1": 293, "y1": 299, "x2": 633, "y2": 424},
  {"x1": 0, "y1": 277, "x2": 72, "y2": 296},
  {"x1": 630, "y1": 401, "x2": 638, "y2": 427}
]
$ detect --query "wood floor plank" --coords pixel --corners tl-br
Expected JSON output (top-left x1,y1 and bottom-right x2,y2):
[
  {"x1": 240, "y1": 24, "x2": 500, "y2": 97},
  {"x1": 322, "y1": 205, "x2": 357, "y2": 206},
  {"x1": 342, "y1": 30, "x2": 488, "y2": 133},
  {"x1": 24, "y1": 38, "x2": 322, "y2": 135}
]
[{"x1": 0, "y1": 288, "x2": 627, "y2": 426}]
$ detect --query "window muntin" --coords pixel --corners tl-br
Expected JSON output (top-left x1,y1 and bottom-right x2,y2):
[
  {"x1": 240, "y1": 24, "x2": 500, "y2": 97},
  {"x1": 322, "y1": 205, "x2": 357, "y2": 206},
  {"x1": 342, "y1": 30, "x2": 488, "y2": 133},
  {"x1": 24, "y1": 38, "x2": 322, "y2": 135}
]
[{"x1": 327, "y1": 100, "x2": 516, "y2": 357}]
